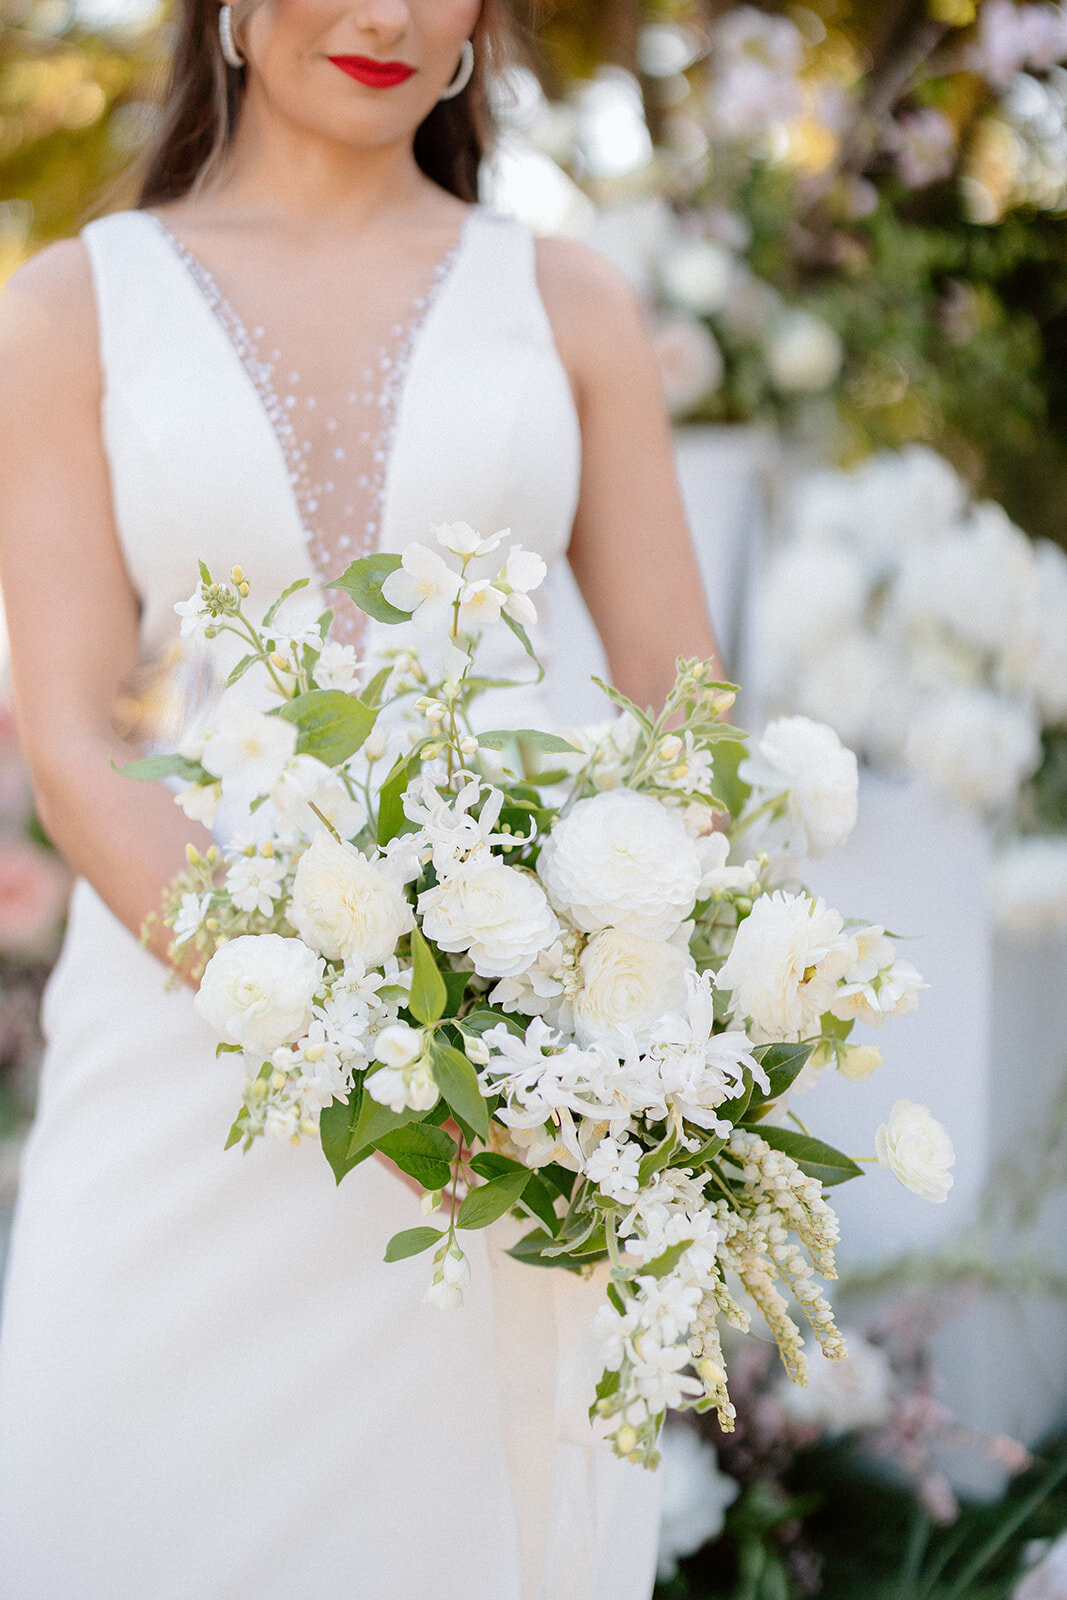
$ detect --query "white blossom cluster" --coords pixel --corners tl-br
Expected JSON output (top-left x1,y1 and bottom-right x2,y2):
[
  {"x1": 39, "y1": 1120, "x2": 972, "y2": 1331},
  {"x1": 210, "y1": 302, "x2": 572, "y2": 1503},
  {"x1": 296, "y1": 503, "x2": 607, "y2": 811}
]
[{"x1": 758, "y1": 448, "x2": 1067, "y2": 906}]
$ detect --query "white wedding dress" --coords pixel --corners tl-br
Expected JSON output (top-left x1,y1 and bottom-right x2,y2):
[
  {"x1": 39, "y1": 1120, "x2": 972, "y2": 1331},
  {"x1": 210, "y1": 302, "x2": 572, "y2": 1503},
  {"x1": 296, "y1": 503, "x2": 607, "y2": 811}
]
[{"x1": 0, "y1": 206, "x2": 660, "y2": 1599}]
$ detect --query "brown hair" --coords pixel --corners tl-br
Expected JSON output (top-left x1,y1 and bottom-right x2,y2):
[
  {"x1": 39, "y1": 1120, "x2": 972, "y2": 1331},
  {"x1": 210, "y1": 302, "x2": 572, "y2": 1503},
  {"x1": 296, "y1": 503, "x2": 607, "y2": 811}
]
[{"x1": 136, "y1": 1, "x2": 516, "y2": 208}]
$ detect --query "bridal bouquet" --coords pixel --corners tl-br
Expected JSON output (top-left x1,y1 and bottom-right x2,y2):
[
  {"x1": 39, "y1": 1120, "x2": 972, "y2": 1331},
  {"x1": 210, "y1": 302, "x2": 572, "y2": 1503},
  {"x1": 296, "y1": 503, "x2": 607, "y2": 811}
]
[{"x1": 129, "y1": 524, "x2": 952, "y2": 1469}]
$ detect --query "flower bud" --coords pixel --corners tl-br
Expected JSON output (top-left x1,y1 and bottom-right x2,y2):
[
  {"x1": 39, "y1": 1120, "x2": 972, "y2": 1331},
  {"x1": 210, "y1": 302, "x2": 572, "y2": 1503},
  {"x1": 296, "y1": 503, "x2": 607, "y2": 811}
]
[
  {"x1": 303, "y1": 1041, "x2": 326, "y2": 1064},
  {"x1": 616, "y1": 1426, "x2": 638, "y2": 1457},
  {"x1": 657, "y1": 735, "x2": 684, "y2": 763},
  {"x1": 185, "y1": 844, "x2": 202, "y2": 866},
  {"x1": 230, "y1": 566, "x2": 244, "y2": 584},
  {"x1": 464, "y1": 1033, "x2": 491, "y2": 1067},
  {"x1": 459, "y1": 736, "x2": 479, "y2": 757},
  {"x1": 838, "y1": 1044, "x2": 882, "y2": 1081},
  {"x1": 270, "y1": 1071, "x2": 287, "y2": 1091},
  {"x1": 260, "y1": 841, "x2": 275, "y2": 858},
  {"x1": 270, "y1": 651, "x2": 290, "y2": 671},
  {"x1": 697, "y1": 1357, "x2": 727, "y2": 1388},
  {"x1": 299, "y1": 1118, "x2": 318, "y2": 1138}
]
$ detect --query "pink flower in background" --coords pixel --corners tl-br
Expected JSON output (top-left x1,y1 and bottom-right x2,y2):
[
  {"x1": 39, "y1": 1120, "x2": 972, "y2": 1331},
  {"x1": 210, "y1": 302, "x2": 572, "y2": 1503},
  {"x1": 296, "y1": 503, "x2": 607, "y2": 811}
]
[
  {"x1": 0, "y1": 843, "x2": 69, "y2": 960},
  {"x1": 0, "y1": 703, "x2": 32, "y2": 834},
  {"x1": 886, "y1": 109, "x2": 957, "y2": 189},
  {"x1": 973, "y1": 0, "x2": 1067, "y2": 87}
]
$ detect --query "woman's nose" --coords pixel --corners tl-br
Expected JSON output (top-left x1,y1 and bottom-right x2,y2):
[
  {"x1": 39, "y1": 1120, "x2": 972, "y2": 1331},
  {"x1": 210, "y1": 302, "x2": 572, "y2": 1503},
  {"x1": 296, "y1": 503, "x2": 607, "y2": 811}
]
[{"x1": 350, "y1": 0, "x2": 411, "y2": 45}]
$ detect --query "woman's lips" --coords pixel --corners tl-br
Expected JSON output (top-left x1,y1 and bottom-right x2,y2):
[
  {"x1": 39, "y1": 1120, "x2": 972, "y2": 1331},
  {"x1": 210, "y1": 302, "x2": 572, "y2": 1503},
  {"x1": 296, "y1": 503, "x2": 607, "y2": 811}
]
[{"x1": 327, "y1": 56, "x2": 416, "y2": 88}]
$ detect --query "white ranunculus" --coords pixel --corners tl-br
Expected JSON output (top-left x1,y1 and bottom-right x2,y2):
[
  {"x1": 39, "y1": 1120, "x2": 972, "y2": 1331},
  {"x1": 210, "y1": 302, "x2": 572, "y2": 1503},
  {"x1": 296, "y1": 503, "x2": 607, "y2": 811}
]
[
  {"x1": 380, "y1": 543, "x2": 462, "y2": 632},
  {"x1": 716, "y1": 891, "x2": 856, "y2": 1042},
  {"x1": 740, "y1": 716, "x2": 859, "y2": 858},
  {"x1": 656, "y1": 1423, "x2": 739, "y2": 1582},
  {"x1": 195, "y1": 934, "x2": 322, "y2": 1057},
  {"x1": 571, "y1": 927, "x2": 695, "y2": 1054},
  {"x1": 660, "y1": 238, "x2": 737, "y2": 316},
  {"x1": 905, "y1": 688, "x2": 1042, "y2": 814},
  {"x1": 538, "y1": 789, "x2": 703, "y2": 940},
  {"x1": 764, "y1": 309, "x2": 843, "y2": 394},
  {"x1": 201, "y1": 701, "x2": 298, "y2": 808},
  {"x1": 288, "y1": 832, "x2": 414, "y2": 965},
  {"x1": 990, "y1": 836, "x2": 1067, "y2": 938},
  {"x1": 875, "y1": 1098, "x2": 955, "y2": 1203},
  {"x1": 777, "y1": 1332, "x2": 894, "y2": 1435},
  {"x1": 418, "y1": 860, "x2": 559, "y2": 979},
  {"x1": 650, "y1": 314, "x2": 725, "y2": 416}
]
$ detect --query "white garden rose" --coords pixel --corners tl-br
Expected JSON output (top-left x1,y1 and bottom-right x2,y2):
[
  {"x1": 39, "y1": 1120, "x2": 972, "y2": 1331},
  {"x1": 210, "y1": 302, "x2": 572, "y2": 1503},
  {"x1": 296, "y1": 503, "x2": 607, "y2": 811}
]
[
  {"x1": 195, "y1": 934, "x2": 322, "y2": 1057},
  {"x1": 716, "y1": 890, "x2": 856, "y2": 1042},
  {"x1": 418, "y1": 859, "x2": 559, "y2": 979},
  {"x1": 764, "y1": 308, "x2": 843, "y2": 394},
  {"x1": 538, "y1": 789, "x2": 702, "y2": 940},
  {"x1": 288, "y1": 832, "x2": 414, "y2": 965},
  {"x1": 571, "y1": 927, "x2": 695, "y2": 1055},
  {"x1": 875, "y1": 1098, "x2": 955, "y2": 1202},
  {"x1": 740, "y1": 716, "x2": 859, "y2": 858}
]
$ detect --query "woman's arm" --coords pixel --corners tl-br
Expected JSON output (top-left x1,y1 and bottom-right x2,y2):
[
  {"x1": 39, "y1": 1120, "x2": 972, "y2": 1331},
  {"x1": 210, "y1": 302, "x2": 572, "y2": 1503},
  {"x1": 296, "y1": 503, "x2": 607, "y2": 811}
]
[
  {"x1": 535, "y1": 237, "x2": 726, "y2": 711},
  {"x1": 0, "y1": 241, "x2": 213, "y2": 960}
]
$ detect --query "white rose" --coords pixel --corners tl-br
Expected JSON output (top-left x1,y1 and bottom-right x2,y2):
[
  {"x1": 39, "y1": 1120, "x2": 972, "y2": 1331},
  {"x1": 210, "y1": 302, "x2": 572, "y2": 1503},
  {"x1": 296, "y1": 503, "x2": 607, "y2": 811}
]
[
  {"x1": 195, "y1": 934, "x2": 322, "y2": 1057},
  {"x1": 716, "y1": 890, "x2": 856, "y2": 1042},
  {"x1": 418, "y1": 859, "x2": 559, "y2": 979},
  {"x1": 875, "y1": 1099, "x2": 955, "y2": 1203},
  {"x1": 571, "y1": 927, "x2": 695, "y2": 1054},
  {"x1": 289, "y1": 832, "x2": 414, "y2": 965},
  {"x1": 764, "y1": 309, "x2": 843, "y2": 394},
  {"x1": 740, "y1": 716, "x2": 859, "y2": 858},
  {"x1": 538, "y1": 789, "x2": 703, "y2": 940}
]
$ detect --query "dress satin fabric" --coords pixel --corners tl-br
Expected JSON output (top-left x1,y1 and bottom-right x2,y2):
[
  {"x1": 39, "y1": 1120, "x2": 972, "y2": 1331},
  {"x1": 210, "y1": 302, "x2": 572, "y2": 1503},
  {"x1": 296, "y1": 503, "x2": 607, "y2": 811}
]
[{"x1": 0, "y1": 206, "x2": 660, "y2": 1600}]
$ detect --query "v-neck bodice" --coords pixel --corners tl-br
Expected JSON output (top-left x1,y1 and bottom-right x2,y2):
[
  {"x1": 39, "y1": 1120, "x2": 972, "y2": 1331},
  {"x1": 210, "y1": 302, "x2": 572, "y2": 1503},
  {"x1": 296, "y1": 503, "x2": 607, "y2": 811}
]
[{"x1": 80, "y1": 206, "x2": 581, "y2": 704}]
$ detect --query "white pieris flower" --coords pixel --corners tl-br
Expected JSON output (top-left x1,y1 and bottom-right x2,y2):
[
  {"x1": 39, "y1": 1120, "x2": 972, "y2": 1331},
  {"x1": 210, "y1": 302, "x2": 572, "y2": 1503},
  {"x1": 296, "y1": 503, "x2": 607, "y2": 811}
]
[
  {"x1": 538, "y1": 789, "x2": 703, "y2": 940},
  {"x1": 173, "y1": 891, "x2": 212, "y2": 946},
  {"x1": 225, "y1": 853, "x2": 286, "y2": 916},
  {"x1": 175, "y1": 782, "x2": 221, "y2": 828},
  {"x1": 289, "y1": 833, "x2": 414, "y2": 966},
  {"x1": 418, "y1": 859, "x2": 559, "y2": 979},
  {"x1": 656, "y1": 1425, "x2": 739, "y2": 1582},
  {"x1": 875, "y1": 1099, "x2": 955, "y2": 1202},
  {"x1": 314, "y1": 640, "x2": 361, "y2": 692},
  {"x1": 433, "y1": 521, "x2": 506, "y2": 559},
  {"x1": 571, "y1": 928, "x2": 695, "y2": 1055},
  {"x1": 650, "y1": 314, "x2": 725, "y2": 415},
  {"x1": 201, "y1": 702, "x2": 299, "y2": 808},
  {"x1": 764, "y1": 309, "x2": 843, "y2": 394},
  {"x1": 717, "y1": 891, "x2": 856, "y2": 1042},
  {"x1": 380, "y1": 544, "x2": 462, "y2": 631},
  {"x1": 740, "y1": 716, "x2": 859, "y2": 858},
  {"x1": 585, "y1": 1135, "x2": 642, "y2": 1201},
  {"x1": 196, "y1": 934, "x2": 322, "y2": 1056}
]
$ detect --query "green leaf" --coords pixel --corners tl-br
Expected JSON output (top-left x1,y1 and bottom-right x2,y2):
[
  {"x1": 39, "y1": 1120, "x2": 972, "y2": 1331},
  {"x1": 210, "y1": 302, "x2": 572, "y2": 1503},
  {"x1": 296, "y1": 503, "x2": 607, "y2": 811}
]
[
  {"x1": 642, "y1": 1239, "x2": 695, "y2": 1279},
  {"x1": 360, "y1": 665, "x2": 393, "y2": 710},
  {"x1": 377, "y1": 752, "x2": 415, "y2": 847},
  {"x1": 225, "y1": 652, "x2": 260, "y2": 688},
  {"x1": 345, "y1": 1096, "x2": 424, "y2": 1165},
  {"x1": 118, "y1": 753, "x2": 209, "y2": 784},
  {"x1": 505, "y1": 1225, "x2": 605, "y2": 1271},
  {"x1": 460, "y1": 1007, "x2": 524, "y2": 1041},
  {"x1": 745, "y1": 1125, "x2": 864, "y2": 1187},
  {"x1": 519, "y1": 1173, "x2": 562, "y2": 1235},
  {"x1": 197, "y1": 558, "x2": 211, "y2": 585},
  {"x1": 409, "y1": 926, "x2": 448, "y2": 1026},
  {"x1": 501, "y1": 612, "x2": 545, "y2": 681},
  {"x1": 676, "y1": 1132, "x2": 727, "y2": 1167},
  {"x1": 457, "y1": 1168, "x2": 531, "y2": 1229},
  {"x1": 376, "y1": 1122, "x2": 457, "y2": 1191},
  {"x1": 468, "y1": 1151, "x2": 526, "y2": 1180},
  {"x1": 637, "y1": 1126, "x2": 679, "y2": 1188},
  {"x1": 319, "y1": 1084, "x2": 365, "y2": 1183},
  {"x1": 262, "y1": 575, "x2": 311, "y2": 630},
  {"x1": 430, "y1": 1038, "x2": 489, "y2": 1140},
  {"x1": 590, "y1": 676, "x2": 654, "y2": 732},
  {"x1": 224, "y1": 1111, "x2": 247, "y2": 1150},
  {"x1": 384, "y1": 1226, "x2": 445, "y2": 1263},
  {"x1": 476, "y1": 730, "x2": 579, "y2": 756},
  {"x1": 276, "y1": 689, "x2": 378, "y2": 766},
  {"x1": 746, "y1": 1043, "x2": 815, "y2": 1115},
  {"x1": 329, "y1": 552, "x2": 408, "y2": 624}
]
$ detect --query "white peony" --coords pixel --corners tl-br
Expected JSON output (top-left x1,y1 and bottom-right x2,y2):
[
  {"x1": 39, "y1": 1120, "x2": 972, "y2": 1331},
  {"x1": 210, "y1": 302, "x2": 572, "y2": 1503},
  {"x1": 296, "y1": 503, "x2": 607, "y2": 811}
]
[
  {"x1": 905, "y1": 687, "x2": 1042, "y2": 814},
  {"x1": 571, "y1": 927, "x2": 695, "y2": 1055},
  {"x1": 717, "y1": 891, "x2": 856, "y2": 1042},
  {"x1": 740, "y1": 716, "x2": 858, "y2": 857},
  {"x1": 650, "y1": 314, "x2": 725, "y2": 416},
  {"x1": 418, "y1": 859, "x2": 559, "y2": 980},
  {"x1": 201, "y1": 701, "x2": 298, "y2": 809},
  {"x1": 656, "y1": 1423, "x2": 739, "y2": 1582},
  {"x1": 875, "y1": 1098, "x2": 955, "y2": 1203},
  {"x1": 195, "y1": 934, "x2": 322, "y2": 1057},
  {"x1": 288, "y1": 832, "x2": 414, "y2": 965},
  {"x1": 538, "y1": 789, "x2": 703, "y2": 939},
  {"x1": 990, "y1": 836, "x2": 1067, "y2": 938},
  {"x1": 764, "y1": 308, "x2": 843, "y2": 394}
]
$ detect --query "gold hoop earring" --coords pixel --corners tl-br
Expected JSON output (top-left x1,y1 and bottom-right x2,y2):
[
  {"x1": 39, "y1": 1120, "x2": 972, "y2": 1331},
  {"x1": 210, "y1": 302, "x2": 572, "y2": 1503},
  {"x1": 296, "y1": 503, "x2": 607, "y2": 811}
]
[{"x1": 438, "y1": 39, "x2": 474, "y2": 101}]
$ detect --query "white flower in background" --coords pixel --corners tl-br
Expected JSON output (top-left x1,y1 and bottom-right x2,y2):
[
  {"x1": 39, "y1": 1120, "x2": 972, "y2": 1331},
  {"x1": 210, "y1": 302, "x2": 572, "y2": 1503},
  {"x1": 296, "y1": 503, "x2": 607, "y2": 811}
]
[
  {"x1": 659, "y1": 238, "x2": 737, "y2": 316},
  {"x1": 539, "y1": 789, "x2": 703, "y2": 939},
  {"x1": 717, "y1": 891, "x2": 856, "y2": 1042},
  {"x1": 758, "y1": 540, "x2": 869, "y2": 666},
  {"x1": 419, "y1": 859, "x2": 559, "y2": 980},
  {"x1": 876, "y1": 1099, "x2": 955, "y2": 1202},
  {"x1": 650, "y1": 314, "x2": 725, "y2": 416},
  {"x1": 173, "y1": 891, "x2": 212, "y2": 946},
  {"x1": 175, "y1": 781, "x2": 221, "y2": 829},
  {"x1": 585, "y1": 1135, "x2": 642, "y2": 1201},
  {"x1": 314, "y1": 640, "x2": 361, "y2": 692},
  {"x1": 196, "y1": 934, "x2": 322, "y2": 1057},
  {"x1": 571, "y1": 927, "x2": 695, "y2": 1054},
  {"x1": 225, "y1": 852, "x2": 287, "y2": 916},
  {"x1": 380, "y1": 544, "x2": 462, "y2": 631},
  {"x1": 777, "y1": 1332, "x2": 894, "y2": 1434},
  {"x1": 740, "y1": 716, "x2": 859, "y2": 858},
  {"x1": 885, "y1": 108, "x2": 957, "y2": 189},
  {"x1": 708, "y1": 6, "x2": 805, "y2": 141},
  {"x1": 1001, "y1": 538, "x2": 1067, "y2": 721},
  {"x1": 289, "y1": 832, "x2": 414, "y2": 965},
  {"x1": 892, "y1": 501, "x2": 1037, "y2": 656},
  {"x1": 271, "y1": 755, "x2": 366, "y2": 843},
  {"x1": 581, "y1": 197, "x2": 678, "y2": 300},
  {"x1": 793, "y1": 633, "x2": 898, "y2": 756},
  {"x1": 990, "y1": 836, "x2": 1067, "y2": 937},
  {"x1": 201, "y1": 701, "x2": 299, "y2": 809},
  {"x1": 656, "y1": 1424, "x2": 739, "y2": 1581},
  {"x1": 764, "y1": 309, "x2": 843, "y2": 394},
  {"x1": 797, "y1": 447, "x2": 964, "y2": 569},
  {"x1": 905, "y1": 687, "x2": 1042, "y2": 814},
  {"x1": 433, "y1": 521, "x2": 506, "y2": 560},
  {"x1": 271, "y1": 589, "x2": 325, "y2": 654},
  {"x1": 1014, "y1": 1528, "x2": 1067, "y2": 1600},
  {"x1": 973, "y1": 0, "x2": 1067, "y2": 87}
]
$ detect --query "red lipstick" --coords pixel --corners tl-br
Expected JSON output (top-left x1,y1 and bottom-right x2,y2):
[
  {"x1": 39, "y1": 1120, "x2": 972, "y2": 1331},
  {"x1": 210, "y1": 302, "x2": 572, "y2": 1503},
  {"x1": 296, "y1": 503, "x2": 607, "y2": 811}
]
[{"x1": 328, "y1": 55, "x2": 415, "y2": 88}]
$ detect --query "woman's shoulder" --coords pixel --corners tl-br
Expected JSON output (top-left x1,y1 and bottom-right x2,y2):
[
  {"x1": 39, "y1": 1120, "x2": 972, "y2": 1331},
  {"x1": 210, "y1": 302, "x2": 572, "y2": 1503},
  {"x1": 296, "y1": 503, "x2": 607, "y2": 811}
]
[
  {"x1": 0, "y1": 236, "x2": 99, "y2": 403},
  {"x1": 531, "y1": 233, "x2": 650, "y2": 391}
]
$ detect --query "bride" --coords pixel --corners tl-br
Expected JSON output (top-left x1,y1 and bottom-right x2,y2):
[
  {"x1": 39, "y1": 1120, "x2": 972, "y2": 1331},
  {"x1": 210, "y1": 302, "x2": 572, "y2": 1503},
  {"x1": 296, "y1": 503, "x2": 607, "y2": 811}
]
[{"x1": 0, "y1": 2, "x2": 722, "y2": 1596}]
